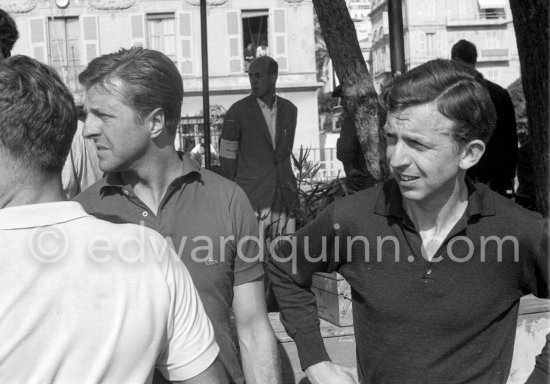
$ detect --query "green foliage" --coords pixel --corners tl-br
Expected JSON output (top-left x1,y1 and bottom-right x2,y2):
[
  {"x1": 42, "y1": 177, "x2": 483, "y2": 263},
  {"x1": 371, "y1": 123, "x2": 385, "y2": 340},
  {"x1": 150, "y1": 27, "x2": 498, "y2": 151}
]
[{"x1": 292, "y1": 146, "x2": 355, "y2": 229}]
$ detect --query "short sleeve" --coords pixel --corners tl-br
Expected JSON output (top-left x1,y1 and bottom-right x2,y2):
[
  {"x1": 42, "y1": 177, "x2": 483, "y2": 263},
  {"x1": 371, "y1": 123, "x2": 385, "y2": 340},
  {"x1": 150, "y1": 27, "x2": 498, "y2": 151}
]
[
  {"x1": 155, "y1": 235, "x2": 220, "y2": 381},
  {"x1": 229, "y1": 184, "x2": 265, "y2": 286}
]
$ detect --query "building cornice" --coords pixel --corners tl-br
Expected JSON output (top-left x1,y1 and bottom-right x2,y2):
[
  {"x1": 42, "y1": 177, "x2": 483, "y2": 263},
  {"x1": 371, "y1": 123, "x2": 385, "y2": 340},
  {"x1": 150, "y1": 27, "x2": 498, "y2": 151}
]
[
  {"x1": 183, "y1": 0, "x2": 228, "y2": 6},
  {"x1": 87, "y1": 0, "x2": 136, "y2": 10},
  {"x1": 0, "y1": 0, "x2": 37, "y2": 14}
]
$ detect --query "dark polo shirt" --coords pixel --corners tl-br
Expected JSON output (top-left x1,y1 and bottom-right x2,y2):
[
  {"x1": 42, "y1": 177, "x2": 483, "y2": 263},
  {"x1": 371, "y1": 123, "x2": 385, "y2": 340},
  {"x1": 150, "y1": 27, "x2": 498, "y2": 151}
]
[
  {"x1": 75, "y1": 156, "x2": 264, "y2": 384},
  {"x1": 269, "y1": 179, "x2": 549, "y2": 384}
]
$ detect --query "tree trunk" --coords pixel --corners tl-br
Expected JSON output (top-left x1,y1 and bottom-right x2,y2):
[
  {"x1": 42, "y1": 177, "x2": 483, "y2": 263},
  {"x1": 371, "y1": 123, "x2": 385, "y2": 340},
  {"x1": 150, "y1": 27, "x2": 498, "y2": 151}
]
[
  {"x1": 509, "y1": 0, "x2": 549, "y2": 216},
  {"x1": 312, "y1": 0, "x2": 388, "y2": 181}
]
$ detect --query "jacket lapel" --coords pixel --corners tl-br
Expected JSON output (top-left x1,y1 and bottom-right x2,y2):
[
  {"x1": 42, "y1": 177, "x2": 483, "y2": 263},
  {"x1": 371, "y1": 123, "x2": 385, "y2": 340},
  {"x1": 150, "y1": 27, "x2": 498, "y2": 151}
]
[{"x1": 275, "y1": 98, "x2": 286, "y2": 150}]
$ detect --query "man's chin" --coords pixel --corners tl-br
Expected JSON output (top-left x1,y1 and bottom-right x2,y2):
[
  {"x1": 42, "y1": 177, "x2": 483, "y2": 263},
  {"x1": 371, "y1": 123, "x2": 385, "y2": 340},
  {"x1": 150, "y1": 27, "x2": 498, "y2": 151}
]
[
  {"x1": 398, "y1": 187, "x2": 426, "y2": 202},
  {"x1": 98, "y1": 162, "x2": 119, "y2": 174}
]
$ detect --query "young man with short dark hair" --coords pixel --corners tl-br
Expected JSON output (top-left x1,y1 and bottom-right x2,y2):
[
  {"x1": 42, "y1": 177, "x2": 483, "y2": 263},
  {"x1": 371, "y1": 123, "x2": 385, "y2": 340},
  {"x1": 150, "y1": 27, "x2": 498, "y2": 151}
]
[{"x1": 269, "y1": 59, "x2": 548, "y2": 384}]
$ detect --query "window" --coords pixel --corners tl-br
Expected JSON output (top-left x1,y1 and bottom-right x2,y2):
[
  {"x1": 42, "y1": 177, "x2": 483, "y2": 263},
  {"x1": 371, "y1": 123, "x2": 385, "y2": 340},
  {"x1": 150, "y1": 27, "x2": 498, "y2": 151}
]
[
  {"x1": 485, "y1": 69, "x2": 500, "y2": 83},
  {"x1": 227, "y1": 9, "x2": 288, "y2": 74},
  {"x1": 425, "y1": 1, "x2": 436, "y2": 21},
  {"x1": 485, "y1": 30, "x2": 500, "y2": 49},
  {"x1": 241, "y1": 10, "x2": 269, "y2": 71},
  {"x1": 131, "y1": 13, "x2": 193, "y2": 76},
  {"x1": 147, "y1": 13, "x2": 176, "y2": 63},
  {"x1": 48, "y1": 17, "x2": 81, "y2": 92},
  {"x1": 425, "y1": 33, "x2": 436, "y2": 57},
  {"x1": 49, "y1": 17, "x2": 80, "y2": 69},
  {"x1": 479, "y1": 8, "x2": 506, "y2": 20}
]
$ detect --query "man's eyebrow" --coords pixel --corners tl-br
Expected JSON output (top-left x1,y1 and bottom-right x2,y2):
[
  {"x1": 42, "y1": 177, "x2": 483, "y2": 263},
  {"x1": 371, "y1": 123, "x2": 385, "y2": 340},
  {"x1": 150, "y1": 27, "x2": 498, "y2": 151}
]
[{"x1": 86, "y1": 106, "x2": 108, "y2": 115}]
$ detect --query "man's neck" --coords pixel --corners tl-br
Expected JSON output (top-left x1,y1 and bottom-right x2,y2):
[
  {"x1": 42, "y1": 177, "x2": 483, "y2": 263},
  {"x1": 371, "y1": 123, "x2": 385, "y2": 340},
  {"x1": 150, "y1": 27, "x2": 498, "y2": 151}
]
[
  {"x1": 258, "y1": 92, "x2": 276, "y2": 109},
  {"x1": 403, "y1": 178, "x2": 469, "y2": 234},
  {"x1": 0, "y1": 171, "x2": 66, "y2": 209},
  {"x1": 120, "y1": 147, "x2": 183, "y2": 213},
  {"x1": 403, "y1": 178, "x2": 469, "y2": 260}
]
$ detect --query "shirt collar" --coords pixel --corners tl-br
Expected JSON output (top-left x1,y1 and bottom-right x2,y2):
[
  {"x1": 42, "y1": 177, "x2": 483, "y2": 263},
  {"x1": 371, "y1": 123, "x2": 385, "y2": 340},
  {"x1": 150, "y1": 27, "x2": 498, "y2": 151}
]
[
  {"x1": 0, "y1": 201, "x2": 90, "y2": 230},
  {"x1": 373, "y1": 177, "x2": 496, "y2": 221},
  {"x1": 256, "y1": 94, "x2": 278, "y2": 110},
  {"x1": 99, "y1": 153, "x2": 201, "y2": 197}
]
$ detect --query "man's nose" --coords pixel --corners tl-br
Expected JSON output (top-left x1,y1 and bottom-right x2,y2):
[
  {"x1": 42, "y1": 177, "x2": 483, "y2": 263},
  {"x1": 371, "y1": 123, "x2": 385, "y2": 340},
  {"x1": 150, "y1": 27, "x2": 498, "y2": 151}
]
[
  {"x1": 388, "y1": 141, "x2": 411, "y2": 169},
  {"x1": 82, "y1": 115, "x2": 101, "y2": 139}
]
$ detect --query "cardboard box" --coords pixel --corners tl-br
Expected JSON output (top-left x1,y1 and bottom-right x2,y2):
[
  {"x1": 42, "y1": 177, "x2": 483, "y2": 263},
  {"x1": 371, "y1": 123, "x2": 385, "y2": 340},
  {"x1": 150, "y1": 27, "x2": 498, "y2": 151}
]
[{"x1": 312, "y1": 272, "x2": 353, "y2": 327}]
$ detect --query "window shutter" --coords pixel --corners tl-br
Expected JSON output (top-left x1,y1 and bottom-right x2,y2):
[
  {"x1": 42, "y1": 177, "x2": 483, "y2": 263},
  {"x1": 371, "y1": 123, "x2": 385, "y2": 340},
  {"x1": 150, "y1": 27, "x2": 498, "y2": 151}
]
[
  {"x1": 272, "y1": 9, "x2": 288, "y2": 71},
  {"x1": 81, "y1": 15, "x2": 100, "y2": 64},
  {"x1": 436, "y1": 31, "x2": 444, "y2": 57},
  {"x1": 420, "y1": 32, "x2": 428, "y2": 57},
  {"x1": 226, "y1": 11, "x2": 242, "y2": 74},
  {"x1": 177, "y1": 12, "x2": 194, "y2": 76},
  {"x1": 130, "y1": 14, "x2": 146, "y2": 47},
  {"x1": 29, "y1": 17, "x2": 47, "y2": 63}
]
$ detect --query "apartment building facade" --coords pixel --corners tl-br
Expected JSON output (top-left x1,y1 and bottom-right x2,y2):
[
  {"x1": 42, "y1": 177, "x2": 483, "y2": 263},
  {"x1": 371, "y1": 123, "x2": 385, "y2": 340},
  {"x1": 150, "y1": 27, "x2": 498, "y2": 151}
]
[
  {"x1": 8, "y1": 0, "x2": 321, "y2": 151},
  {"x1": 369, "y1": 0, "x2": 520, "y2": 91}
]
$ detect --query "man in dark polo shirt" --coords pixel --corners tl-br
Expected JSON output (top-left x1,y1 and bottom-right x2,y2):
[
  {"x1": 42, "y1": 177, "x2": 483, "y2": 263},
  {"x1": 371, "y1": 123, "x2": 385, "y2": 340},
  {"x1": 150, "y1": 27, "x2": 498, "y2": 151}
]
[
  {"x1": 268, "y1": 59, "x2": 549, "y2": 384},
  {"x1": 74, "y1": 47, "x2": 281, "y2": 384}
]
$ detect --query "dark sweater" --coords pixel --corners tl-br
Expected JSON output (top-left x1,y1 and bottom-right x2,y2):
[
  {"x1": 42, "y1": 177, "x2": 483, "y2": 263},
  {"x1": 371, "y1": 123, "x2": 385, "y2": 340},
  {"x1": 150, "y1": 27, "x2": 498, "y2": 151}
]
[
  {"x1": 268, "y1": 180, "x2": 548, "y2": 383},
  {"x1": 467, "y1": 78, "x2": 518, "y2": 196}
]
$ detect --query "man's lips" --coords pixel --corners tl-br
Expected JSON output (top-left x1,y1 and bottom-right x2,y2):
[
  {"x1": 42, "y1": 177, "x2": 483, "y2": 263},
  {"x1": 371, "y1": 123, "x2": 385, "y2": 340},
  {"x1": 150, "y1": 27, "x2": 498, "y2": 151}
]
[
  {"x1": 396, "y1": 174, "x2": 420, "y2": 182},
  {"x1": 94, "y1": 144, "x2": 109, "y2": 151}
]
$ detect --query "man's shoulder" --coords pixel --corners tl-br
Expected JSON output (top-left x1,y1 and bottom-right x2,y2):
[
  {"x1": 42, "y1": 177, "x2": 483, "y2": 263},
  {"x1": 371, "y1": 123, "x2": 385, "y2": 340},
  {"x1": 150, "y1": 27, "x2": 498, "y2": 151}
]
[
  {"x1": 494, "y1": 190, "x2": 542, "y2": 221},
  {"x1": 332, "y1": 182, "x2": 384, "y2": 214},
  {"x1": 277, "y1": 95, "x2": 297, "y2": 111},
  {"x1": 73, "y1": 177, "x2": 106, "y2": 206},
  {"x1": 69, "y1": 209, "x2": 169, "y2": 254},
  {"x1": 474, "y1": 182, "x2": 543, "y2": 230},
  {"x1": 198, "y1": 168, "x2": 242, "y2": 198},
  {"x1": 483, "y1": 79, "x2": 511, "y2": 103},
  {"x1": 228, "y1": 94, "x2": 255, "y2": 111}
]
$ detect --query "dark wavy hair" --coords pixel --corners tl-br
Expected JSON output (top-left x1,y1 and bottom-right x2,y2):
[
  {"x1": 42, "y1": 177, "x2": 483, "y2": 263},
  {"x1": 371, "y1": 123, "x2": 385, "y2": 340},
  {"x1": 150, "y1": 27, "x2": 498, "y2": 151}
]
[
  {"x1": 0, "y1": 55, "x2": 77, "y2": 171},
  {"x1": 0, "y1": 9, "x2": 19, "y2": 58},
  {"x1": 380, "y1": 59, "x2": 496, "y2": 146},
  {"x1": 79, "y1": 46, "x2": 183, "y2": 137}
]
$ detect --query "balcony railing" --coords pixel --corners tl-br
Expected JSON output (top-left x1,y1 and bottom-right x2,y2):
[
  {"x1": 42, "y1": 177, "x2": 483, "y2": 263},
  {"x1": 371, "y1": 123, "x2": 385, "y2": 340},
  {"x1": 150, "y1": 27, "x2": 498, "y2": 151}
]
[
  {"x1": 479, "y1": 8, "x2": 506, "y2": 20},
  {"x1": 447, "y1": 10, "x2": 508, "y2": 26},
  {"x1": 479, "y1": 48, "x2": 509, "y2": 61}
]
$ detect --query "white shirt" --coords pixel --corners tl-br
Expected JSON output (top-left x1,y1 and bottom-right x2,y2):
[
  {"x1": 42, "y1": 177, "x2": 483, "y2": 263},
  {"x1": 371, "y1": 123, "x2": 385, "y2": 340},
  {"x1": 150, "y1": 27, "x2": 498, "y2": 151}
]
[
  {"x1": 0, "y1": 202, "x2": 218, "y2": 383},
  {"x1": 257, "y1": 96, "x2": 278, "y2": 149}
]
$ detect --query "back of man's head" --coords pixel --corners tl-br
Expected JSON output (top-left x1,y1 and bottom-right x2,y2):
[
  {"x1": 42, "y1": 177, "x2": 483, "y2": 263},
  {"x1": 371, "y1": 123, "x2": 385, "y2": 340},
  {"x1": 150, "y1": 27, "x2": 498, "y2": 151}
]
[
  {"x1": 250, "y1": 55, "x2": 278, "y2": 75},
  {"x1": 0, "y1": 8, "x2": 19, "y2": 59},
  {"x1": 0, "y1": 55, "x2": 77, "y2": 173},
  {"x1": 451, "y1": 39, "x2": 478, "y2": 66},
  {"x1": 0, "y1": 9, "x2": 19, "y2": 59},
  {"x1": 381, "y1": 59, "x2": 495, "y2": 146},
  {"x1": 78, "y1": 46, "x2": 183, "y2": 137}
]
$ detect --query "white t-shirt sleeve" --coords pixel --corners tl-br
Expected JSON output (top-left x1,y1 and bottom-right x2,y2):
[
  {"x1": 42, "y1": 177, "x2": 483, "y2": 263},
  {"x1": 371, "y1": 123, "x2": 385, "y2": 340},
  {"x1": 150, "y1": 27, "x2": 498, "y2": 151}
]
[{"x1": 155, "y1": 240, "x2": 219, "y2": 381}]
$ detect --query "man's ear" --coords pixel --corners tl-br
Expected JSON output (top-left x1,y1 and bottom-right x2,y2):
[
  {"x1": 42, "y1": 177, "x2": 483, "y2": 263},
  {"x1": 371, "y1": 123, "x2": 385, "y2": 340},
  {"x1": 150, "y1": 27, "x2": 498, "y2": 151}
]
[
  {"x1": 147, "y1": 108, "x2": 165, "y2": 139},
  {"x1": 459, "y1": 139, "x2": 485, "y2": 170}
]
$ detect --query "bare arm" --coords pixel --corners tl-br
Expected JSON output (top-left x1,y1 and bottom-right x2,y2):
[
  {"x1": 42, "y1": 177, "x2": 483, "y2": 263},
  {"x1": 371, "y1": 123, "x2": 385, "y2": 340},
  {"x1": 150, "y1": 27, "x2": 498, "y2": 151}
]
[
  {"x1": 306, "y1": 361, "x2": 358, "y2": 384},
  {"x1": 233, "y1": 280, "x2": 281, "y2": 384},
  {"x1": 172, "y1": 357, "x2": 228, "y2": 384}
]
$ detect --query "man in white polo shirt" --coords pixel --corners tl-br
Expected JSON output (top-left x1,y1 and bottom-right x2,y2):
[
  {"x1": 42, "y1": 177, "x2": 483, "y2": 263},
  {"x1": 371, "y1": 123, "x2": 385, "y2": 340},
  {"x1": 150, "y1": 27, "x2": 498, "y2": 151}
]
[{"x1": 0, "y1": 55, "x2": 227, "y2": 384}]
